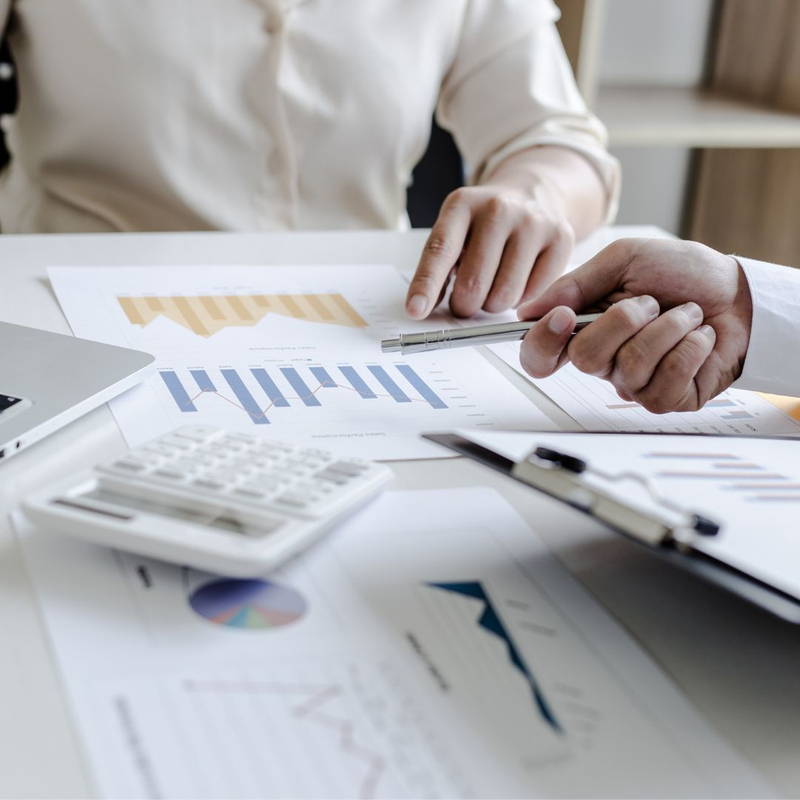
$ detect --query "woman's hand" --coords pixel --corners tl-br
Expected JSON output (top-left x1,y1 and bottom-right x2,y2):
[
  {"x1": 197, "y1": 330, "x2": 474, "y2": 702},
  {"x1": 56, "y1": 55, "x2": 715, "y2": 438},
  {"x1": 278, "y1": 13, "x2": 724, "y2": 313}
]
[
  {"x1": 518, "y1": 238, "x2": 753, "y2": 414},
  {"x1": 405, "y1": 146, "x2": 606, "y2": 320},
  {"x1": 405, "y1": 184, "x2": 575, "y2": 319}
]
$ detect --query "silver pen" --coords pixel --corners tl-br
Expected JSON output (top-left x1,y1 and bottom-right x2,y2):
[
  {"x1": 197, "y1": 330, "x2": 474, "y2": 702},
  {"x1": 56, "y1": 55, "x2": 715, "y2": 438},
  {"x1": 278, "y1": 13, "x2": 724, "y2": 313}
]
[{"x1": 381, "y1": 312, "x2": 602, "y2": 355}]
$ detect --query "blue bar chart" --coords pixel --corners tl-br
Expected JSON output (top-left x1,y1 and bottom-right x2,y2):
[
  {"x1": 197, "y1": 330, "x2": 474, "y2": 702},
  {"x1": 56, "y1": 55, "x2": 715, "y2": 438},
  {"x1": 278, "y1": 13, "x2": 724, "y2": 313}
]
[
  {"x1": 281, "y1": 368, "x2": 322, "y2": 408},
  {"x1": 397, "y1": 365, "x2": 448, "y2": 410},
  {"x1": 159, "y1": 363, "x2": 449, "y2": 424},
  {"x1": 367, "y1": 366, "x2": 411, "y2": 404},
  {"x1": 190, "y1": 369, "x2": 216, "y2": 393},
  {"x1": 160, "y1": 370, "x2": 198, "y2": 412},
  {"x1": 220, "y1": 369, "x2": 270, "y2": 425},
  {"x1": 310, "y1": 367, "x2": 336, "y2": 388},
  {"x1": 251, "y1": 368, "x2": 290, "y2": 408},
  {"x1": 340, "y1": 366, "x2": 377, "y2": 399}
]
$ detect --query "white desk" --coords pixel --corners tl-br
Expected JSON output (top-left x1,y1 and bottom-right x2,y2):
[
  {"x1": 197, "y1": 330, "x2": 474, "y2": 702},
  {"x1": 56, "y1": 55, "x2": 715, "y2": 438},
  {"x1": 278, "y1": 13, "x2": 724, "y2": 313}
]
[{"x1": 2, "y1": 228, "x2": 800, "y2": 798}]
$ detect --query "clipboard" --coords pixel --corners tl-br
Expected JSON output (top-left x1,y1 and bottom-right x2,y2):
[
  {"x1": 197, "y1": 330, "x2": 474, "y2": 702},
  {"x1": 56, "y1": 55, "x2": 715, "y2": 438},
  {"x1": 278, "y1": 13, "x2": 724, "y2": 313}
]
[{"x1": 424, "y1": 432, "x2": 800, "y2": 624}]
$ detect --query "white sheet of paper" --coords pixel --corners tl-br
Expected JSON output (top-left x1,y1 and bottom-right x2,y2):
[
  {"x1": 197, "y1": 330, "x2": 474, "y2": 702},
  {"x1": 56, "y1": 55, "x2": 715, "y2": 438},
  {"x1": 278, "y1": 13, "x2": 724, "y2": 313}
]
[
  {"x1": 15, "y1": 488, "x2": 771, "y2": 798},
  {"x1": 462, "y1": 430, "x2": 800, "y2": 601},
  {"x1": 490, "y1": 357, "x2": 800, "y2": 436},
  {"x1": 48, "y1": 265, "x2": 556, "y2": 460}
]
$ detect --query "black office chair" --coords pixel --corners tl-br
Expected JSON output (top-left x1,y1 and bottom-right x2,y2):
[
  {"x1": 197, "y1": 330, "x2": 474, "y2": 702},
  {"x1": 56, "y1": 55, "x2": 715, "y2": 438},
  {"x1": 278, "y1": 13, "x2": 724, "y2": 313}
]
[
  {"x1": 0, "y1": 39, "x2": 15, "y2": 169},
  {"x1": 407, "y1": 120, "x2": 464, "y2": 229}
]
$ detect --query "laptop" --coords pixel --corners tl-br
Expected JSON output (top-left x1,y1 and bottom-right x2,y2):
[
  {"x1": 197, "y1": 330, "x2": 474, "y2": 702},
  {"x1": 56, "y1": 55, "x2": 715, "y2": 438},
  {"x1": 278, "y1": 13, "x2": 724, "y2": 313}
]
[{"x1": 0, "y1": 321, "x2": 155, "y2": 462}]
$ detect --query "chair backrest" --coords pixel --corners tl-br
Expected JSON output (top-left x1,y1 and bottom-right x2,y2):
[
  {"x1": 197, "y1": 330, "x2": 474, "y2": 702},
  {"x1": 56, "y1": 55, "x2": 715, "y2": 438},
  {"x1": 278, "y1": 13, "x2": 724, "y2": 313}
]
[
  {"x1": 0, "y1": 37, "x2": 16, "y2": 168},
  {"x1": 407, "y1": 119, "x2": 464, "y2": 229}
]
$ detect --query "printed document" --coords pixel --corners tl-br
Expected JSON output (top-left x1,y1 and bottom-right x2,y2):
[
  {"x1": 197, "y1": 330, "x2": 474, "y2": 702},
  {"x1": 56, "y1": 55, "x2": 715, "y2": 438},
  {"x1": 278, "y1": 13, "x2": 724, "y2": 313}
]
[
  {"x1": 466, "y1": 430, "x2": 800, "y2": 601},
  {"x1": 48, "y1": 264, "x2": 555, "y2": 460},
  {"x1": 16, "y1": 489, "x2": 771, "y2": 798}
]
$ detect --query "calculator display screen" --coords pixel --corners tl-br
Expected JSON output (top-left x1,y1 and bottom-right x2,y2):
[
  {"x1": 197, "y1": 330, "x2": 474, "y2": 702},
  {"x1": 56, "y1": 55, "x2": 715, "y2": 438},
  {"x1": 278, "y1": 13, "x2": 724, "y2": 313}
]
[{"x1": 79, "y1": 486, "x2": 251, "y2": 535}]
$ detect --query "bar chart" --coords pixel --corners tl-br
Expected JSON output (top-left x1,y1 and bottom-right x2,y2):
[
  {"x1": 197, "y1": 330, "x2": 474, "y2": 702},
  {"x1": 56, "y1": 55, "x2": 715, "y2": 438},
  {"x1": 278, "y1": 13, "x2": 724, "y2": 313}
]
[
  {"x1": 642, "y1": 449, "x2": 800, "y2": 504},
  {"x1": 118, "y1": 291, "x2": 367, "y2": 337},
  {"x1": 50, "y1": 264, "x2": 556, "y2": 459},
  {"x1": 158, "y1": 362, "x2": 449, "y2": 425}
]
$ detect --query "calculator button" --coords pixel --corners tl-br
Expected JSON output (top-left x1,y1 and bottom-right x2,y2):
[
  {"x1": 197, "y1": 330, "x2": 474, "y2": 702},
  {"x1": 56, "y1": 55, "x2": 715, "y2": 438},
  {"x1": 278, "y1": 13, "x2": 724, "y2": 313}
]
[
  {"x1": 152, "y1": 468, "x2": 187, "y2": 481},
  {"x1": 218, "y1": 439, "x2": 245, "y2": 452},
  {"x1": 205, "y1": 473, "x2": 242, "y2": 486},
  {"x1": 315, "y1": 469, "x2": 350, "y2": 485},
  {"x1": 192, "y1": 478, "x2": 226, "y2": 491},
  {"x1": 171, "y1": 461, "x2": 201, "y2": 475},
  {"x1": 232, "y1": 486, "x2": 267, "y2": 499},
  {"x1": 159, "y1": 435, "x2": 194, "y2": 452},
  {"x1": 106, "y1": 459, "x2": 148, "y2": 473},
  {"x1": 229, "y1": 456, "x2": 257, "y2": 468},
  {"x1": 301, "y1": 448, "x2": 332, "y2": 458},
  {"x1": 274, "y1": 494, "x2": 311, "y2": 510},
  {"x1": 257, "y1": 442, "x2": 294, "y2": 453},
  {"x1": 173, "y1": 425, "x2": 221, "y2": 443},
  {"x1": 224, "y1": 432, "x2": 257, "y2": 444},
  {"x1": 129, "y1": 450, "x2": 165, "y2": 465},
  {"x1": 298, "y1": 481, "x2": 333, "y2": 495},
  {"x1": 242, "y1": 477, "x2": 282, "y2": 491},
  {"x1": 141, "y1": 442, "x2": 179, "y2": 457}
]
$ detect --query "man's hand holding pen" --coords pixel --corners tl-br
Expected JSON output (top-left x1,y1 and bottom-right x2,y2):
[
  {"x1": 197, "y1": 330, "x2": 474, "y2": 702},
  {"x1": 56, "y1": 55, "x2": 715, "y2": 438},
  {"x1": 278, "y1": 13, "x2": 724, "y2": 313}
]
[{"x1": 517, "y1": 238, "x2": 753, "y2": 414}]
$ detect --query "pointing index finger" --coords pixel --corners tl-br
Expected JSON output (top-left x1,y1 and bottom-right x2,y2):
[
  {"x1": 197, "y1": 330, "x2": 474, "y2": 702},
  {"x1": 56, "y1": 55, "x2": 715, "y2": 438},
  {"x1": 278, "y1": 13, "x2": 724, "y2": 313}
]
[{"x1": 406, "y1": 203, "x2": 471, "y2": 319}]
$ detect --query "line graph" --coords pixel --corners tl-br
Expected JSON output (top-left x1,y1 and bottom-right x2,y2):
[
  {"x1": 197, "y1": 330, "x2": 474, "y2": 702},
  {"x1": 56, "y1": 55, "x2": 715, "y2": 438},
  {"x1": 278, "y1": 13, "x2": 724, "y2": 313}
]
[
  {"x1": 158, "y1": 364, "x2": 448, "y2": 424},
  {"x1": 428, "y1": 581, "x2": 562, "y2": 733},
  {"x1": 183, "y1": 676, "x2": 387, "y2": 798}
]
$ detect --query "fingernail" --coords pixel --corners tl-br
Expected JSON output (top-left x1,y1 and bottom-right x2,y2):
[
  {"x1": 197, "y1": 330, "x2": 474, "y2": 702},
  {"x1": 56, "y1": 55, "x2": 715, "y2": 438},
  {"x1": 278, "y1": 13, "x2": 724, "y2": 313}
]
[
  {"x1": 699, "y1": 324, "x2": 716, "y2": 339},
  {"x1": 406, "y1": 294, "x2": 428, "y2": 318},
  {"x1": 678, "y1": 302, "x2": 704, "y2": 323},
  {"x1": 635, "y1": 296, "x2": 659, "y2": 317},
  {"x1": 548, "y1": 307, "x2": 573, "y2": 335}
]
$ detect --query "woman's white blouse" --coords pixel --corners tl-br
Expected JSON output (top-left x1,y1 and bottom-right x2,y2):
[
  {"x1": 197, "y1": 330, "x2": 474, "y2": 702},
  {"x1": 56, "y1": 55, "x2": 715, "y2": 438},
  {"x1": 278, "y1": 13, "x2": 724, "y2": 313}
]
[{"x1": 0, "y1": 0, "x2": 618, "y2": 233}]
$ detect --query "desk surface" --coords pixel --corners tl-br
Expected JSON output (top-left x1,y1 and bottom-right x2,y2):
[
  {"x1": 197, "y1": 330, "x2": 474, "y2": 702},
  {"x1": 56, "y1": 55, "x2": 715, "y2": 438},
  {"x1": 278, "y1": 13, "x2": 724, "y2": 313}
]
[{"x1": 2, "y1": 228, "x2": 800, "y2": 798}]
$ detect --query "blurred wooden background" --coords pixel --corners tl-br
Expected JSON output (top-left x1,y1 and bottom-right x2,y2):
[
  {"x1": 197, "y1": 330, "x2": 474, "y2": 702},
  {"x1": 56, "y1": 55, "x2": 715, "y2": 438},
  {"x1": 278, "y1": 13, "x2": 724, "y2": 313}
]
[{"x1": 689, "y1": 0, "x2": 800, "y2": 265}]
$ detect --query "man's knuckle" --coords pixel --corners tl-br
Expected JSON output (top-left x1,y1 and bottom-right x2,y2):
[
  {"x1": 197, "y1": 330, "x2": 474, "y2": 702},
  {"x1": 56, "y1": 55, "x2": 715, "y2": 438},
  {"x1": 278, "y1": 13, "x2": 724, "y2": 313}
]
[
  {"x1": 568, "y1": 344, "x2": 603, "y2": 377},
  {"x1": 612, "y1": 299, "x2": 647, "y2": 330},
  {"x1": 636, "y1": 390, "x2": 672, "y2": 415},
  {"x1": 662, "y1": 347, "x2": 698, "y2": 382}
]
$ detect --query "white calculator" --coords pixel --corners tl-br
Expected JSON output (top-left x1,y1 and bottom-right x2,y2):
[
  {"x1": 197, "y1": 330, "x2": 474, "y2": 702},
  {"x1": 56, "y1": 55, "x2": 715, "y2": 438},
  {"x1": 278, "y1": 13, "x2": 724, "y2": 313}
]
[{"x1": 22, "y1": 425, "x2": 393, "y2": 576}]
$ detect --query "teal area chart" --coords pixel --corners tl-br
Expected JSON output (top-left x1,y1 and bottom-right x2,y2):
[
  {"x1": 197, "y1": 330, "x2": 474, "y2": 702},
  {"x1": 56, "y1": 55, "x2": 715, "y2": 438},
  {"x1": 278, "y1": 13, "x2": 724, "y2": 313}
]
[
  {"x1": 189, "y1": 578, "x2": 307, "y2": 630},
  {"x1": 428, "y1": 581, "x2": 562, "y2": 733}
]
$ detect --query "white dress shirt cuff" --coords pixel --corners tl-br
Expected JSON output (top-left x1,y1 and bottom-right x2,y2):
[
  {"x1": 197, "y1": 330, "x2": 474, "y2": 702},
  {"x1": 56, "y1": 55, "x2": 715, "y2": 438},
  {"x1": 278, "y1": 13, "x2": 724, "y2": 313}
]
[{"x1": 731, "y1": 257, "x2": 800, "y2": 396}]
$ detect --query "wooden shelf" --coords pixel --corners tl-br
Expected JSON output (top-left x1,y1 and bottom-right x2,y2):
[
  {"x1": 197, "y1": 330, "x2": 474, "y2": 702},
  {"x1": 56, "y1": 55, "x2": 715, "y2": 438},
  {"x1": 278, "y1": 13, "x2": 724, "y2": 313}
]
[{"x1": 596, "y1": 85, "x2": 800, "y2": 148}]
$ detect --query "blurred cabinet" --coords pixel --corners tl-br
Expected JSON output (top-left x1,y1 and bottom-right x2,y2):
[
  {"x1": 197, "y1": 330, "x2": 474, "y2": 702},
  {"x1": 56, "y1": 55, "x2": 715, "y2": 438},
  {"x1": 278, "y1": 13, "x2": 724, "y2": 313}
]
[{"x1": 556, "y1": 0, "x2": 800, "y2": 264}]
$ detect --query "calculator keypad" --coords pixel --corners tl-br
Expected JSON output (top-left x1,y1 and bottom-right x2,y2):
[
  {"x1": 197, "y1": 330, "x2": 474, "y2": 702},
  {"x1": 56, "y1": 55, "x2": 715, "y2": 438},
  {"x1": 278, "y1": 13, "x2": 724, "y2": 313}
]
[{"x1": 97, "y1": 425, "x2": 382, "y2": 518}]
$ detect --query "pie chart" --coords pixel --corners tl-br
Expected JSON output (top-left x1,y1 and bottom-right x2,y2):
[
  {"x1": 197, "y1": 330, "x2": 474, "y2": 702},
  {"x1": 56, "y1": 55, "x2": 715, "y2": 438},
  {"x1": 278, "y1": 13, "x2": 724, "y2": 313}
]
[{"x1": 189, "y1": 578, "x2": 307, "y2": 630}]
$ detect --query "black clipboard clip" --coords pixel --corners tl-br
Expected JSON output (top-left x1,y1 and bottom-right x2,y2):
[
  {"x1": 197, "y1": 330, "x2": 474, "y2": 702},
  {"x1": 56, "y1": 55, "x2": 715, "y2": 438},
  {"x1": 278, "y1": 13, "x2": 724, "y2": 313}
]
[{"x1": 425, "y1": 432, "x2": 800, "y2": 624}]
